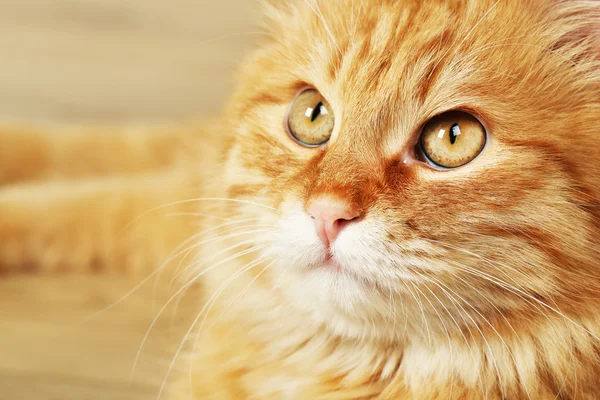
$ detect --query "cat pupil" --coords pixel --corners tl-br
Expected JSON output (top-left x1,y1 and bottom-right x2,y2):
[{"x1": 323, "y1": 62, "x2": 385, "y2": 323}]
[
  {"x1": 310, "y1": 101, "x2": 323, "y2": 122},
  {"x1": 450, "y1": 123, "x2": 460, "y2": 145}
]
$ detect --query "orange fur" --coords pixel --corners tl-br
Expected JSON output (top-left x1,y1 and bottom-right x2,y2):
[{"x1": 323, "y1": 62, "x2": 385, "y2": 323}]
[{"x1": 2, "y1": 0, "x2": 600, "y2": 398}]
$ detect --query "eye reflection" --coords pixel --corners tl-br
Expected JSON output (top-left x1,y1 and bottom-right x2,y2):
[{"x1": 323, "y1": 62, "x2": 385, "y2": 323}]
[
  {"x1": 419, "y1": 111, "x2": 487, "y2": 168},
  {"x1": 287, "y1": 88, "x2": 335, "y2": 147}
]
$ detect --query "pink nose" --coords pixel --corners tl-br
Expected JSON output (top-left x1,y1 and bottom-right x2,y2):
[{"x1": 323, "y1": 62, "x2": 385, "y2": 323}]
[{"x1": 307, "y1": 197, "x2": 361, "y2": 246}]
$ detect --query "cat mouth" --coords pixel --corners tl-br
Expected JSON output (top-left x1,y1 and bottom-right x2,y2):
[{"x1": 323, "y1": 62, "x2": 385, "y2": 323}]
[
  {"x1": 315, "y1": 254, "x2": 378, "y2": 288},
  {"x1": 319, "y1": 248, "x2": 347, "y2": 270},
  {"x1": 323, "y1": 258, "x2": 343, "y2": 271},
  {"x1": 323, "y1": 251, "x2": 342, "y2": 271}
]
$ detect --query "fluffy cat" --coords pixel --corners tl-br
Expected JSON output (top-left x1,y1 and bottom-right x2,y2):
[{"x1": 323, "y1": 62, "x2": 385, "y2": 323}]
[{"x1": 1, "y1": 0, "x2": 599, "y2": 398}]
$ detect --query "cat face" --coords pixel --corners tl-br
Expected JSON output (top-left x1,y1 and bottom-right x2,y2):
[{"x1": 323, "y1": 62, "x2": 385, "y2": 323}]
[{"x1": 220, "y1": 0, "x2": 600, "y2": 341}]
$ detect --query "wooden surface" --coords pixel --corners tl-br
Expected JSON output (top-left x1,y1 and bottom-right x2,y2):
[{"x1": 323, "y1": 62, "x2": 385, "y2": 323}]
[
  {"x1": 0, "y1": 1, "x2": 258, "y2": 399},
  {"x1": 0, "y1": 0, "x2": 259, "y2": 123},
  {"x1": 0, "y1": 275, "x2": 202, "y2": 400}
]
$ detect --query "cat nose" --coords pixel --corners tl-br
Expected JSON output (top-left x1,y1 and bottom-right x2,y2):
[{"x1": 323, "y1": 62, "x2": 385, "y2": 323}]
[{"x1": 307, "y1": 197, "x2": 361, "y2": 246}]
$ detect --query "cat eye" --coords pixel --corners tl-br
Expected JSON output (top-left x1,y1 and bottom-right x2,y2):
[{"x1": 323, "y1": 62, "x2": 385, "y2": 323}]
[
  {"x1": 286, "y1": 88, "x2": 335, "y2": 147},
  {"x1": 419, "y1": 111, "x2": 487, "y2": 168}
]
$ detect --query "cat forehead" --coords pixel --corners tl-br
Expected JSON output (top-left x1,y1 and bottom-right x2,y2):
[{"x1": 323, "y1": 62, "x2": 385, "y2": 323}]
[
  {"x1": 266, "y1": 0, "x2": 534, "y2": 47},
  {"x1": 261, "y1": 0, "x2": 597, "y2": 120},
  {"x1": 261, "y1": 1, "x2": 520, "y2": 139},
  {"x1": 244, "y1": 0, "x2": 599, "y2": 151},
  {"x1": 265, "y1": 1, "x2": 529, "y2": 98}
]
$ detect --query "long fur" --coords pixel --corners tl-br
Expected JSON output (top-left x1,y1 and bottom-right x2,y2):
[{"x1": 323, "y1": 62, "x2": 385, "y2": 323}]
[{"x1": 1, "y1": 0, "x2": 599, "y2": 398}]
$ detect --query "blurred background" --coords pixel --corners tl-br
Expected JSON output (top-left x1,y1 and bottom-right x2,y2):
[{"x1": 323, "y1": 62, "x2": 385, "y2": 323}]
[
  {"x1": 0, "y1": 0, "x2": 259, "y2": 123},
  {"x1": 0, "y1": 1, "x2": 259, "y2": 399}
]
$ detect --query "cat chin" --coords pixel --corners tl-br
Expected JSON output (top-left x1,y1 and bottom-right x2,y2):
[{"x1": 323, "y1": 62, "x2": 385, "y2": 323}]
[
  {"x1": 273, "y1": 264, "x2": 403, "y2": 340},
  {"x1": 268, "y1": 199, "x2": 441, "y2": 341}
]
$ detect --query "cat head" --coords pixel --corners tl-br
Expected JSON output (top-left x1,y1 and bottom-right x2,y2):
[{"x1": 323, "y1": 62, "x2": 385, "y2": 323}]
[{"x1": 217, "y1": 0, "x2": 600, "y2": 342}]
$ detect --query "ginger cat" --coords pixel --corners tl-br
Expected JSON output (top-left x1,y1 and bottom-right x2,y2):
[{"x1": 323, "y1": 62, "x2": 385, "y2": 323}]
[{"x1": 1, "y1": 0, "x2": 600, "y2": 398}]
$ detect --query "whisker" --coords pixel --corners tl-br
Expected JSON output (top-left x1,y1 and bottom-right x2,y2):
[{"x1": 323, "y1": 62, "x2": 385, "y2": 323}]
[
  {"x1": 427, "y1": 277, "x2": 519, "y2": 399},
  {"x1": 199, "y1": 259, "x2": 276, "y2": 335},
  {"x1": 84, "y1": 219, "x2": 266, "y2": 321},
  {"x1": 400, "y1": 280, "x2": 432, "y2": 349},
  {"x1": 185, "y1": 260, "x2": 277, "y2": 391},
  {"x1": 151, "y1": 225, "x2": 271, "y2": 313},
  {"x1": 440, "y1": 265, "x2": 576, "y2": 399},
  {"x1": 444, "y1": 271, "x2": 529, "y2": 348},
  {"x1": 117, "y1": 197, "x2": 276, "y2": 238},
  {"x1": 166, "y1": 212, "x2": 233, "y2": 221},
  {"x1": 157, "y1": 257, "x2": 272, "y2": 400},
  {"x1": 406, "y1": 280, "x2": 456, "y2": 398},
  {"x1": 130, "y1": 245, "x2": 264, "y2": 381},
  {"x1": 429, "y1": 241, "x2": 545, "y2": 312},
  {"x1": 303, "y1": 0, "x2": 342, "y2": 56},
  {"x1": 167, "y1": 237, "x2": 266, "y2": 325},
  {"x1": 434, "y1": 246, "x2": 600, "y2": 343},
  {"x1": 168, "y1": 228, "x2": 273, "y2": 286},
  {"x1": 424, "y1": 279, "x2": 489, "y2": 398},
  {"x1": 423, "y1": 238, "x2": 532, "y2": 290}
]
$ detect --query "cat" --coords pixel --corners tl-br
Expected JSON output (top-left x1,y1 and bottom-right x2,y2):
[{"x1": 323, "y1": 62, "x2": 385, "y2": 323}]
[{"x1": 1, "y1": 0, "x2": 599, "y2": 398}]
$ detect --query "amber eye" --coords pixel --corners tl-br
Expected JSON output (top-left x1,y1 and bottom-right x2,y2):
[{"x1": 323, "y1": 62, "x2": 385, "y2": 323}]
[
  {"x1": 287, "y1": 88, "x2": 335, "y2": 147},
  {"x1": 419, "y1": 111, "x2": 487, "y2": 168}
]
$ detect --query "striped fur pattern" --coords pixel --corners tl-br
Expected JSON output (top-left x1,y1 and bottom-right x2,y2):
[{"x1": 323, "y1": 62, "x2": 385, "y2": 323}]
[
  {"x1": 0, "y1": 0, "x2": 598, "y2": 399},
  {"x1": 174, "y1": 0, "x2": 600, "y2": 398}
]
